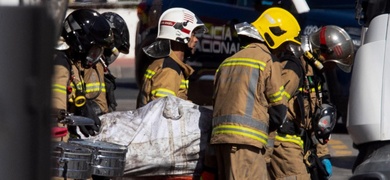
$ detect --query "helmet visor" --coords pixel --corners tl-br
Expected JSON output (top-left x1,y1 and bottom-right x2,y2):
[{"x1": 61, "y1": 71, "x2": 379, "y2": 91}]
[
  {"x1": 235, "y1": 22, "x2": 264, "y2": 41},
  {"x1": 194, "y1": 15, "x2": 208, "y2": 35},
  {"x1": 103, "y1": 47, "x2": 120, "y2": 65},
  {"x1": 193, "y1": 25, "x2": 208, "y2": 36}
]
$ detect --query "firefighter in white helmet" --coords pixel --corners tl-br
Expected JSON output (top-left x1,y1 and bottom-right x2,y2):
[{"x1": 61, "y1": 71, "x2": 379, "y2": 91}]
[{"x1": 136, "y1": 7, "x2": 207, "y2": 108}]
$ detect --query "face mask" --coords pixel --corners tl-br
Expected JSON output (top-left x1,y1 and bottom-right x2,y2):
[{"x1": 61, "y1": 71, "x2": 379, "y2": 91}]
[
  {"x1": 102, "y1": 47, "x2": 120, "y2": 65},
  {"x1": 84, "y1": 45, "x2": 104, "y2": 68}
]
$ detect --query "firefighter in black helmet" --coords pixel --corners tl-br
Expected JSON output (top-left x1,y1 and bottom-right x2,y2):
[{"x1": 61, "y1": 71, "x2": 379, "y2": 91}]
[{"x1": 51, "y1": 9, "x2": 114, "y2": 143}]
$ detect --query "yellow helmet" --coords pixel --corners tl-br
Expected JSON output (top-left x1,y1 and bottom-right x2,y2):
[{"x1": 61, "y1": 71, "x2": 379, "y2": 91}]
[{"x1": 251, "y1": 7, "x2": 301, "y2": 49}]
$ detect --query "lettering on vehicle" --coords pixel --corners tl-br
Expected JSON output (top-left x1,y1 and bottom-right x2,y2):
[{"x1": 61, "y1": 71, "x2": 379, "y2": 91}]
[
  {"x1": 195, "y1": 24, "x2": 240, "y2": 55},
  {"x1": 303, "y1": 25, "x2": 320, "y2": 35}
]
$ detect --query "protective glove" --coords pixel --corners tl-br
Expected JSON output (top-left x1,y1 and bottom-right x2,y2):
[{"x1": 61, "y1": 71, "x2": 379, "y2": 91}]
[
  {"x1": 321, "y1": 158, "x2": 332, "y2": 178},
  {"x1": 77, "y1": 100, "x2": 101, "y2": 137}
]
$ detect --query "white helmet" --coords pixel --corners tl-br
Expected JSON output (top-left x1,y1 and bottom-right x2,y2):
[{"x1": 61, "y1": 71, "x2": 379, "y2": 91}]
[{"x1": 157, "y1": 7, "x2": 207, "y2": 44}]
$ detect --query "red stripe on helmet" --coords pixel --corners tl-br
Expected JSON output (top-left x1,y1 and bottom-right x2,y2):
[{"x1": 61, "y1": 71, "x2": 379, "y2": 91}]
[
  {"x1": 319, "y1": 27, "x2": 329, "y2": 59},
  {"x1": 320, "y1": 26, "x2": 327, "y2": 45},
  {"x1": 181, "y1": 28, "x2": 190, "y2": 34},
  {"x1": 160, "y1": 20, "x2": 175, "y2": 26},
  {"x1": 334, "y1": 45, "x2": 343, "y2": 57}
]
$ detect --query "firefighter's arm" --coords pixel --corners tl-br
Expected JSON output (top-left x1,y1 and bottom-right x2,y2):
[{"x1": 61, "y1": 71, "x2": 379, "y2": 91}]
[
  {"x1": 277, "y1": 59, "x2": 304, "y2": 134},
  {"x1": 316, "y1": 143, "x2": 331, "y2": 159},
  {"x1": 266, "y1": 60, "x2": 287, "y2": 131},
  {"x1": 52, "y1": 64, "x2": 70, "y2": 111},
  {"x1": 281, "y1": 59, "x2": 303, "y2": 100},
  {"x1": 150, "y1": 68, "x2": 181, "y2": 101},
  {"x1": 317, "y1": 143, "x2": 332, "y2": 177}
]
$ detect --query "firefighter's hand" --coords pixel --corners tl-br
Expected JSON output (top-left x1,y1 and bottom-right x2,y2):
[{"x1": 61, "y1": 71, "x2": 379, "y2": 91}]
[
  {"x1": 321, "y1": 158, "x2": 332, "y2": 178},
  {"x1": 78, "y1": 124, "x2": 100, "y2": 137},
  {"x1": 78, "y1": 116, "x2": 101, "y2": 137}
]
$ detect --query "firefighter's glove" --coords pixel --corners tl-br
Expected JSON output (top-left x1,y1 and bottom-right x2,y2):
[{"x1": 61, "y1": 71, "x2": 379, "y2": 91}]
[
  {"x1": 321, "y1": 158, "x2": 332, "y2": 178},
  {"x1": 77, "y1": 100, "x2": 102, "y2": 137},
  {"x1": 268, "y1": 105, "x2": 287, "y2": 132},
  {"x1": 278, "y1": 120, "x2": 297, "y2": 135}
]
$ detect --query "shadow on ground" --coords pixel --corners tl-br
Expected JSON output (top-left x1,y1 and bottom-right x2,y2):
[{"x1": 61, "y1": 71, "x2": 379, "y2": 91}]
[{"x1": 332, "y1": 156, "x2": 356, "y2": 169}]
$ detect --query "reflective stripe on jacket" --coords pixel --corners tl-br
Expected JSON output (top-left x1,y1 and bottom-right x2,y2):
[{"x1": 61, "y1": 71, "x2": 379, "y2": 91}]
[
  {"x1": 137, "y1": 55, "x2": 194, "y2": 108},
  {"x1": 277, "y1": 54, "x2": 307, "y2": 148},
  {"x1": 83, "y1": 62, "x2": 108, "y2": 113},
  {"x1": 51, "y1": 51, "x2": 81, "y2": 111},
  {"x1": 275, "y1": 133, "x2": 304, "y2": 149},
  {"x1": 211, "y1": 43, "x2": 286, "y2": 148}
]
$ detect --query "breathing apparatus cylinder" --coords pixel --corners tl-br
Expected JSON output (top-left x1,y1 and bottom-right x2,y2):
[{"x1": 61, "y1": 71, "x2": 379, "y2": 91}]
[{"x1": 304, "y1": 51, "x2": 324, "y2": 70}]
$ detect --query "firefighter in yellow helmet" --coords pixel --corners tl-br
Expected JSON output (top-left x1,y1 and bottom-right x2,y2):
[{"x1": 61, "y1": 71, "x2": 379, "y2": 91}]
[
  {"x1": 268, "y1": 25, "x2": 354, "y2": 179},
  {"x1": 209, "y1": 7, "x2": 301, "y2": 179},
  {"x1": 136, "y1": 7, "x2": 207, "y2": 108}
]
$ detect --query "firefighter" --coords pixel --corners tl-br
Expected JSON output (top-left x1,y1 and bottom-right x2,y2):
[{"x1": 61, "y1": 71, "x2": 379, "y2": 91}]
[
  {"x1": 136, "y1": 7, "x2": 207, "y2": 108},
  {"x1": 86, "y1": 11, "x2": 130, "y2": 180},
  {"x1": 268, "y1": 25, "x2": 355, "y2": 180},
  {"x1": 101, "y1": 11, "x2": 130, "y2": 112},
  {"x1": 82, "y1": 11, "x2": 131, "y2": 120},
  {"x1": 51, "y1": 9, "x2": 113, "y2": 141},
  {"x1": 210, "y1": 7, "x2": 300, "y2": 179}
]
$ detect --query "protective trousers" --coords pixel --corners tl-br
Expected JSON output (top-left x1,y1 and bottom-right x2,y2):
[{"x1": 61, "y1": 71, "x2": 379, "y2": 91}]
[
  {"x1": 215, "y1": 144, "x2": 268, "y2": 180},
  {"x1": 269, "y1": 141, "x2": 310, "y2": 180}
]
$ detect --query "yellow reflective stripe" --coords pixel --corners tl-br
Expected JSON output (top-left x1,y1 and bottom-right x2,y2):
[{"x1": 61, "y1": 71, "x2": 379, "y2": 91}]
[
  {"x1": 151, "y1": 88, "x2": 176, "y2": 97},
  {"x1": 220, "y1": 58, "x2": 266, "y2": 71},
  {"x1": 144, "y1": 69, "x2": 156, "y2": 79},
  {"x1": 299, "y1": 85, "x2": 322, "y2": 93},
  {"x1": 283, "y1": 90, "x2": 291, "y2": 100},
  {"x1": 180, "y1": 80, "x2": 189, "y2": 89},
  {"x1": 268, "y1": 86, "x2": 284, "y2": 103},
  {"x1": 275, "y1": 133, "x2": 304, "y2": 149},
  {"x1": 52, "y1": 84, "x2": 67, "y2": 94},
  {"x1": 70, "y1": 82, "x2": 83, "y2": 90},
  {"x1": 85, "y1": 82, "x2": 106, "y2": 93},
  {"x1": 212, "y1": 124, "x2": 268, "y2": 144}
]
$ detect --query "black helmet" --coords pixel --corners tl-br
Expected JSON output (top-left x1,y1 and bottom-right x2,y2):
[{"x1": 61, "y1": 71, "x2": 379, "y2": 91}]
[
  {"x1": 101, "y1": 12, "x2": 130, "y2": 65},
  {"x1": 313, "y1": 103, "x2": 337, "y2": 145},
  {"x1": 62, "y1": 9, "x2": 114, "y2": 68}
]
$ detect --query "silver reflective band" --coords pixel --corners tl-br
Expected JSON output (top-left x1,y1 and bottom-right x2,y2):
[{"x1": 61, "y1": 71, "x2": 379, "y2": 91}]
[
  {"x1": 212, "y1": 114, "x2": 269, "y2": 134},
  {"x1": 234, "y1": 22, "x2": 264, "y2": 42}
]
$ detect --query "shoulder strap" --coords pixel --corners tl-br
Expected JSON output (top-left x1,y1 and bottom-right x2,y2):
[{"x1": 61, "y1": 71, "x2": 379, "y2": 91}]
[
  {"x1": 282, "y1": 54, "x2": 305, "y2": 89},
  {"x1": 281, "y1": 53, "x2": 306, "y2": 128},
  {"x1": 162, "y1": 56, "x2": 183, "y2": 75}
]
